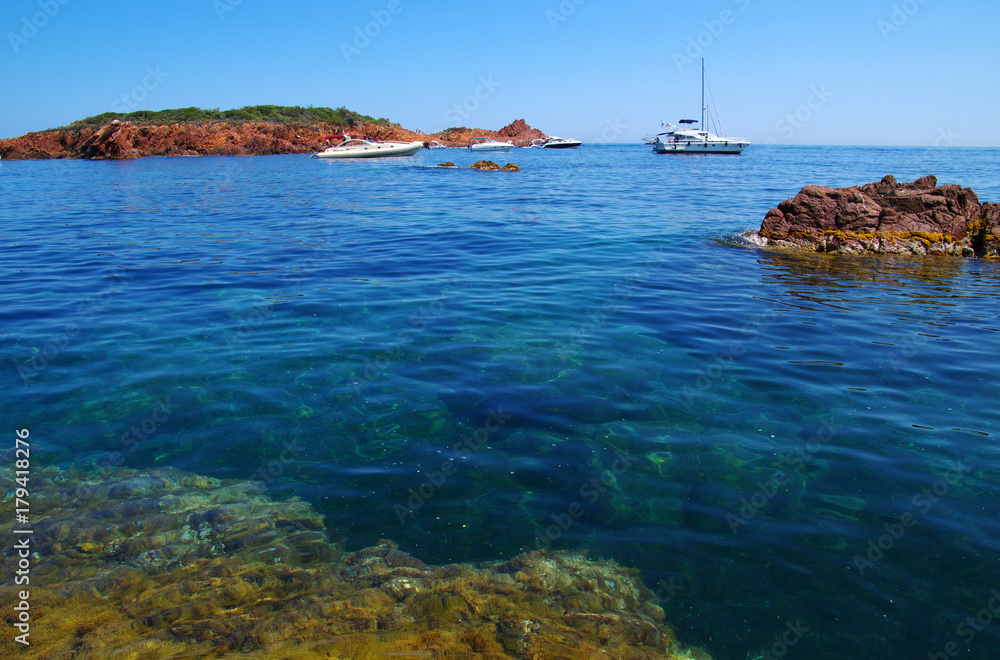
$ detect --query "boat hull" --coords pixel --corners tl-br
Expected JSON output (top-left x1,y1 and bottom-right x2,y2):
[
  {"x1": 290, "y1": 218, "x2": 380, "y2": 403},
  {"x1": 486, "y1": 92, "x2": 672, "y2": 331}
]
[
  {"x1": 469, "y1": 144, "x2": 514, "y2": 152},
  {"x1": 543, "y1": 141, "x2": 581, "y2": 149},
  {"x1": 315, "y1": 141, "x2": 424, "y2": 159},
  {"x1": 652, "y1": 139, "x2": 747, "y2": 155}
]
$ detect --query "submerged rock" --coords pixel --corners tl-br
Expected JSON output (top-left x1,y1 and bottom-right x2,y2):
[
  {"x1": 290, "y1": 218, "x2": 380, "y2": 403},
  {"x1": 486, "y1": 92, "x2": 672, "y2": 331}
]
[
  {"x1": 755, "y1": 175, "x2": 1000, "y2": 257},
  {"x1": 0, "y1": 465, "x2": 710, "y2": 659},
  {"x1": 436, "y1": 161, "x2": 457, "y2": 167}
]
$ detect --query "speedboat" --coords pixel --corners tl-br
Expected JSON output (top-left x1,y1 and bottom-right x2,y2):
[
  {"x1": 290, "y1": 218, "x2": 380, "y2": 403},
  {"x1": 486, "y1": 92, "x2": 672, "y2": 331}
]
[
  {"x1": 644, "y1": 58, "x2": 749, "y2": 155},
  {"x1": 531, "y1": 136, "x2": 582, "y2": 149},
  {"x1": 313, "y1": 133, "x2": 424, "y2": 159},
  {"x1": 469, "y1": 137, "x2": 514, "y2": 152},
  {"x1": 427, "y1": 141, "x2": 448, "y2": 149}
]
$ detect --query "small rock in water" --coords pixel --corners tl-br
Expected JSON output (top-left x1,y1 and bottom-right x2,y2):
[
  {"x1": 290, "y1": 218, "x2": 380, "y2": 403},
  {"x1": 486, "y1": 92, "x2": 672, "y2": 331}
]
[
  {"x1": 469, "y1": 160, "x2": 502, "y2": 171},
  {"x1": 436, "y1": 161, "x2": 456, "y2": 167}
]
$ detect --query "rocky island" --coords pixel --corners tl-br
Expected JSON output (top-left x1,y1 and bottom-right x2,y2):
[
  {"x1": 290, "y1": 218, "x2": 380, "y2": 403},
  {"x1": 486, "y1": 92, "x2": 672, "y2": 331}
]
[
  {"x1": 755, "y1": 175, "x2": 1000, "y2": 258},
  {"x1": 0, "y1": 105, "x2": 548, "y2": 160}
]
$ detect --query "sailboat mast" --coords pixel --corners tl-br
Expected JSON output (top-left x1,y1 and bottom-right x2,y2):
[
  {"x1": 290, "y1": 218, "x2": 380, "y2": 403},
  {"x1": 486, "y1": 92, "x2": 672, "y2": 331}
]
[{"x1": 700, "y1": 58, "x2": 705, "y2": 132}]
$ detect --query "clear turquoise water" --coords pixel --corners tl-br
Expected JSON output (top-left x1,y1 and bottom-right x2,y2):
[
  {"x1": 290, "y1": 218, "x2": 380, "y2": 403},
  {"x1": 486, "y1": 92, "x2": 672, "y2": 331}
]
[{"x1": 4, "y1": 145, "x2": 1000, "y2": 659}]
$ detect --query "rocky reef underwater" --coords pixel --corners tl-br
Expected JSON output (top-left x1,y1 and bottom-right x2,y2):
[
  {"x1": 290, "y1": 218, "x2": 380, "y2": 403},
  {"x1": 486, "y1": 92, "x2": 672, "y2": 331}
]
[{"x1": 0, "y1": 465, "x2": 711, "y2": 659}]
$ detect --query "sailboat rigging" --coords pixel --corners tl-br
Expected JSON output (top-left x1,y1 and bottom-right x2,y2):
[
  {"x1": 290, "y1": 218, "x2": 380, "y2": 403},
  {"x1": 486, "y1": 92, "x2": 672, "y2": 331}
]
[{"x1": 644, "y1": 59, "x2": 750, "y2": 154}]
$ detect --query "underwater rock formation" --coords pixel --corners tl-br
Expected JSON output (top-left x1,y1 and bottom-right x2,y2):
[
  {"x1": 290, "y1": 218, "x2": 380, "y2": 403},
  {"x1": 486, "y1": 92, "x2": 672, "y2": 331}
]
[
  {"x1": 756, "y1": 175, "x2": 1000, "y2": 257},
  {"x1": 0, "y1": 465, "x2": 711, "y2": 659}
]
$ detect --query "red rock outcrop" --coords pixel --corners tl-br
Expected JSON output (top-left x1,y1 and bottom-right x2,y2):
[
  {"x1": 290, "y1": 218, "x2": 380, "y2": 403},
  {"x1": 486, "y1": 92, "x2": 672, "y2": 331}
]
[
  {"x1": 434, "y1": 119, "x2": 547, "y2": 148},
  {"x1": 0, "y1": 118, "x2": 551, "y2": 160},
  {"x1": 757, "y1": 175, "x2": 1000, "y2": 258},
  {"x1": 497, "y1": 118, "x2": 547, "y2": 142}
]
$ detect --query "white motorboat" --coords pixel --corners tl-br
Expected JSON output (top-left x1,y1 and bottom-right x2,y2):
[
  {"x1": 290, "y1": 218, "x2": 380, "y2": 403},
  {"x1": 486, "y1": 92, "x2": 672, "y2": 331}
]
[
  {"x1": 531, "y1": 136, "x2": 582, "y2": 149},
  {"x1": 313, "y1": 133, "x2": 424, "y2": 159},
  {"x1": 468, "y1": 137, "x2": 514, "y2": 152},
  {"x1": 427, "y1": 141, "x2": 448, "y2": 149},
  {"x1": 646, "y1": 122, "x2": 749, "y2": 154},
  {"x1": 645, "y1": 59, "x2": 749, "y2": 155}
]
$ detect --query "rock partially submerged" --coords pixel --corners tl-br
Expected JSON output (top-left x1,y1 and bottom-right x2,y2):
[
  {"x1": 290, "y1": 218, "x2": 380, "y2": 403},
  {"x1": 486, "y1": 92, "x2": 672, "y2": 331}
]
[
  {"x1": 469, "y1": 160, "x2": 521, "y2": 171},
  {"x1": 756, "y1": 175, "x2": 1000, "y2": 257},
  {"x1": 0, "y1": 465, "x2": 709, "y2": 659}
]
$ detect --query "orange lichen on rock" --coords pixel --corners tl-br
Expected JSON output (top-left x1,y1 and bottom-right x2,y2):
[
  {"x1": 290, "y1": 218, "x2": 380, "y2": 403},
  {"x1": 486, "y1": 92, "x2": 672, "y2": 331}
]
[{"x1": 755, "y1": 175, "x2": 1000, "y2": 258}]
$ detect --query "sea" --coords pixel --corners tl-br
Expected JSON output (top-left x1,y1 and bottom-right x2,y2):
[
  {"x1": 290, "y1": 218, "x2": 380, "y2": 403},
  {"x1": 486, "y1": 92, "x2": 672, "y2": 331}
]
[{"x1": 3, "y1": 143, "x2": 1000, "y2": 660}]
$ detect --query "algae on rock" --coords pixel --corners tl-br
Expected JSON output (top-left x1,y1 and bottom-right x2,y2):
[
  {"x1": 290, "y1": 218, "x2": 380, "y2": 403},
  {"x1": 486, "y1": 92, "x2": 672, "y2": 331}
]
[{"x1": 0, "y1": 466, "x2": 711, "y2": 659}]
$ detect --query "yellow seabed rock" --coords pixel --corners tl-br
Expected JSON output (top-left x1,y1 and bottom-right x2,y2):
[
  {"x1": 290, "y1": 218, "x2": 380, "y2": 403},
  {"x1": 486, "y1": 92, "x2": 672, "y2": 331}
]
[{"x1": 0, "y1": 465, "x2": 712, "y2": 659}]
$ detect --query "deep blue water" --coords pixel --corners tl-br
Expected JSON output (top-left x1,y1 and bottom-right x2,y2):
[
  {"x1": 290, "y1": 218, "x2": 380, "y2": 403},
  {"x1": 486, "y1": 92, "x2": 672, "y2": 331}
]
[{"x1": 3, "y1": 144, "x2": 1000, "y2": 659}]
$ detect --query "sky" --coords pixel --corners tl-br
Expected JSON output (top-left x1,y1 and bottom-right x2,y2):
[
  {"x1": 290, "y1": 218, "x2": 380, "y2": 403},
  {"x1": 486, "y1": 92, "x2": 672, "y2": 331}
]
[{"x1": 2, "y1": 0, "x2": 999, "y2": 145}]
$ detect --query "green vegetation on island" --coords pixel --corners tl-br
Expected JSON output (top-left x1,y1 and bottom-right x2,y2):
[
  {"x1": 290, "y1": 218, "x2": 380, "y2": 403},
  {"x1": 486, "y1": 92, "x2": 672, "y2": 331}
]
[{"x1": 58, "y1": 105, "x2": 395, "y2": 130}]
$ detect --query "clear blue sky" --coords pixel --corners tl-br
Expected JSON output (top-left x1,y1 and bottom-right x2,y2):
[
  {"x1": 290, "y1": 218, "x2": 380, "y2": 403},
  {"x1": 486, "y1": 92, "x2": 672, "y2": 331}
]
[{"x1": 2, "y1": 0, "x2": 998, "y2": 145}]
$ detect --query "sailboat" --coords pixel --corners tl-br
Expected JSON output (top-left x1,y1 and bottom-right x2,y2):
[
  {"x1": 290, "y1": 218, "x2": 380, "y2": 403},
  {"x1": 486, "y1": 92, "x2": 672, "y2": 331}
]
[{"x1": 645, "y1": 59, "x2": 750, "y2": 154}]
